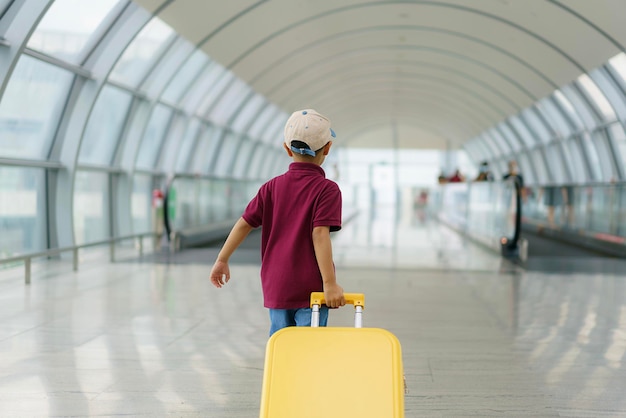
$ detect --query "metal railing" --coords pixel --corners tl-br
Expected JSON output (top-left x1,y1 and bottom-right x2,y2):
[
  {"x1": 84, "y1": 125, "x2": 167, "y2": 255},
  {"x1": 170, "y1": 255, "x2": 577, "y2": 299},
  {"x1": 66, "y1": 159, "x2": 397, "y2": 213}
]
[{"x1": 0, "y1": 232, "x2": 158, "y2": 284}]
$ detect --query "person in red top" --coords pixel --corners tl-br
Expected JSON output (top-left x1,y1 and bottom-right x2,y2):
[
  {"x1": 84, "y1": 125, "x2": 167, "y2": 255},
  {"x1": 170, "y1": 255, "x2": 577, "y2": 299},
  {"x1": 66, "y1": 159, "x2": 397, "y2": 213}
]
[
  {"x1": 209, "y1": 109, "x2": 346, "y2": 336},
  {"x1": 448, "y1": 169, "x2": 465, "y2": 183}
]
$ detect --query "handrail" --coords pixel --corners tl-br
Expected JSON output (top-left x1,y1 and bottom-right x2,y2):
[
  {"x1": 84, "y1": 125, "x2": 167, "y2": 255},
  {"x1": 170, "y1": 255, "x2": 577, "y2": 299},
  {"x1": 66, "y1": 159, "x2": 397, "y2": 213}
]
[{"x1": 0, "y1": 232, "x2": 158, "y2": 284}]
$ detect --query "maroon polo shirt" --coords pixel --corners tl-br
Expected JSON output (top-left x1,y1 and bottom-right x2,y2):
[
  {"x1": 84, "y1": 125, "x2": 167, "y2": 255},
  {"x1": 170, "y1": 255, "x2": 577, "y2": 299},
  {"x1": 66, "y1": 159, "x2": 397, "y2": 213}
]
[{"x1": 242, "y1": 162, "x2": 342, "y2": 309}]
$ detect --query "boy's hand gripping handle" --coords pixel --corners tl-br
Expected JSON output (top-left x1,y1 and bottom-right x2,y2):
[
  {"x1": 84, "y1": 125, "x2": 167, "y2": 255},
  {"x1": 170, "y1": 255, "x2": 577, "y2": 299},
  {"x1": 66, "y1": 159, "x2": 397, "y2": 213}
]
[{"x1": 310, "y1": 292, "x2": 365, "y2": 328}]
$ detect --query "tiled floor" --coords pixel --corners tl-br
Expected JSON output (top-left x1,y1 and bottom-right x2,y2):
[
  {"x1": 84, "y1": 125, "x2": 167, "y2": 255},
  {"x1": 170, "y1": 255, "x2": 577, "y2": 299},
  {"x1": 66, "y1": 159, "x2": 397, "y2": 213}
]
[{"x1": 1, "y1": 207, "x2": 626, "y2": 416}]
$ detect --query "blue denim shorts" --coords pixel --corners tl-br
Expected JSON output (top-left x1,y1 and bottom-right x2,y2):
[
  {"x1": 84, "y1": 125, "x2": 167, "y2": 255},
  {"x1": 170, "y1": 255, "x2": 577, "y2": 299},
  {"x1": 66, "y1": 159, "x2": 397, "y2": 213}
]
[{"x1": 269, "y1": 306, "x2": 329, "y2": 336}]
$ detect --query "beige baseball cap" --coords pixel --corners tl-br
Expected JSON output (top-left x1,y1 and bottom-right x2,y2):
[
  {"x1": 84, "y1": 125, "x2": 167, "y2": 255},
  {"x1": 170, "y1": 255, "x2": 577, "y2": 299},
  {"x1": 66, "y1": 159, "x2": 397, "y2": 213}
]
[{"x1": 283, "y1": 109, "x2": 336, "y2": 157}]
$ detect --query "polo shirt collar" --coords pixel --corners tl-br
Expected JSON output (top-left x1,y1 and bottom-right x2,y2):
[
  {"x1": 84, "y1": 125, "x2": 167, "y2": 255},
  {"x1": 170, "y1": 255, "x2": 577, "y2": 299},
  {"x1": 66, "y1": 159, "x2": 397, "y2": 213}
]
[{"x1": 289, "y1": 162, "x2": 326, "y2": 177}]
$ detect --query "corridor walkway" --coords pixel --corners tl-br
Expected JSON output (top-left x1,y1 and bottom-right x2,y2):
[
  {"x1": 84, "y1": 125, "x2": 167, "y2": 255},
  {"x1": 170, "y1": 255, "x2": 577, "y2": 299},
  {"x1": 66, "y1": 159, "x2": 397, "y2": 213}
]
[{"x1": 1, "y1": 207, "x2": 625, "y2": 416}]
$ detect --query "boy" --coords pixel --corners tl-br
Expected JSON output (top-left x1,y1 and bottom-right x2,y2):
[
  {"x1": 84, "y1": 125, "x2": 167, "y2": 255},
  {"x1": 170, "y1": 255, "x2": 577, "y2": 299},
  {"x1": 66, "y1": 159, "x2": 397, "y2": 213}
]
[{"x1": 209, "y1": 109, "x2": 346, "y2": 336}]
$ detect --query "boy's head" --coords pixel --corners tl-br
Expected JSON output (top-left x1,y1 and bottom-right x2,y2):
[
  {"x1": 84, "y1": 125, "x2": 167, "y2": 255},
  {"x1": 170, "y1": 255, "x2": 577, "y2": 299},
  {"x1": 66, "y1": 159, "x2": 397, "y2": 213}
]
[{"x1": 283, "y1": 109, "x2": 335, "y2": 162}]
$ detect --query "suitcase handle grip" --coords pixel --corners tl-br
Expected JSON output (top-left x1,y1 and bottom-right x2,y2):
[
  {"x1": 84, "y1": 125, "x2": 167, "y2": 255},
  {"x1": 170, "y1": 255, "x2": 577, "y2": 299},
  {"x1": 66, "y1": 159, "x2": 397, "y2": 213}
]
[
  {"x1": 310, "y1": 292, "x2": 365, "y2": 309},
  {"x1": 310, "y1": 293, "x2": 365, "y2": 328}
]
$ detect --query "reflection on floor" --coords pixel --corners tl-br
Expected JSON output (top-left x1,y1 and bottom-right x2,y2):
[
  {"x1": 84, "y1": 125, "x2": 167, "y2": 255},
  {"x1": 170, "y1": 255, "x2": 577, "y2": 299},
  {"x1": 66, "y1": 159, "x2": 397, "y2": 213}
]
[
  {"x1": 0, "y1": 206, "x2": 625, "y2": 416},
  {"x1": 334, "y1": 206, "x2": 511, "y2": 272}
]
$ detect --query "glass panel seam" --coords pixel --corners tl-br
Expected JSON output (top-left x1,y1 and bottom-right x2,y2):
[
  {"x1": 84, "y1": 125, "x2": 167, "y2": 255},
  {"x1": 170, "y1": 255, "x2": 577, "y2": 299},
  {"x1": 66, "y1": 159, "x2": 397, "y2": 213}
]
[
  {"x1": 134, "y1": 168, "x2": 166, "y2": 176},
  {"x1": 136, "y1": 34, "x2": 178, "y2": 90},
  {"x1": 107, "y1": 79, "x2": 148, "y2": 99},
  {"x1": 79, "y1": 0, "x2": 131, "y2": 66},
  {"x1": 23, "y1": 48, "x2": 93, "y2": 79},
  {"x1": 0, "y1": 158, "x2": 63, "y2": 168},
  {"x1": 76, "y1": 163, "x2": 124, "y2": 173}
]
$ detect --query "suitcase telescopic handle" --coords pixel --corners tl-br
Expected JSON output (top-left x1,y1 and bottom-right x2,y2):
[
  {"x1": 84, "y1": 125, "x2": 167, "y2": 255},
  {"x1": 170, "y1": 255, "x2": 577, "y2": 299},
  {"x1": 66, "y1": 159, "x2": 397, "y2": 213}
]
[{"x1": 310, "y1": 292, "x2": 365, "y2": 328}]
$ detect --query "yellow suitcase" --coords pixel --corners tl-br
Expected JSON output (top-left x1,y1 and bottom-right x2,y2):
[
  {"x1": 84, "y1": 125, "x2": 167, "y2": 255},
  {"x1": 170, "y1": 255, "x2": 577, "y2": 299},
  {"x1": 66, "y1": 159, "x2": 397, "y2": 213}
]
[{"x1": 259, "y1": 293, "x2": 405, "y2": 418}]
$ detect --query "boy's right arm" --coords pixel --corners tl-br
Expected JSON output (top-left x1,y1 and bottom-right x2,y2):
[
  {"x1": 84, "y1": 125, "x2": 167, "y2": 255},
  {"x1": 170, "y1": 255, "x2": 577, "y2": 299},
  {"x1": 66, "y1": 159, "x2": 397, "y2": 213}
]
[
  {"x1": 210, "y1": 217, "x2": 254, "y2": 288},
  {"x1": 312, "y1": 225, "x2": 345, "y2": 308}
]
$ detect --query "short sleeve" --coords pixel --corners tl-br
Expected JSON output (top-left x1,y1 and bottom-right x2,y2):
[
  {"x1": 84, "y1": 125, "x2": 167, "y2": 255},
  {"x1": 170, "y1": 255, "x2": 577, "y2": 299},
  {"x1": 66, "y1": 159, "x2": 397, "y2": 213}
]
[
  {"x1": 313, "y1": 182, "x2": 342, "y2": 232},
  {"x1": 242, "y1": 185, "x2": 265, "y2": 228}
]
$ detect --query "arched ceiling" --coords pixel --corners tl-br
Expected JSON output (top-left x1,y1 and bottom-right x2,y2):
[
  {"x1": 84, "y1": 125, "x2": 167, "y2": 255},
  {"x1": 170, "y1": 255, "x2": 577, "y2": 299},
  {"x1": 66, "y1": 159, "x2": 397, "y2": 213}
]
[{"x1": 134, "y1": 0, "x2": 626, "y2": 149}]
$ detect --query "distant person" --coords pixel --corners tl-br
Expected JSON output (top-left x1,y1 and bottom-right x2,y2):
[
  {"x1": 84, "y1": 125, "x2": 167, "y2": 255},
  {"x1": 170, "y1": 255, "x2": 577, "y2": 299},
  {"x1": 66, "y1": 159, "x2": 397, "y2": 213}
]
[
  {"x1": 502, "y1": 160, "x2": 527, "y2": 202},
  {"x1": 448, "y1": 169, "x2": 465, "y2": 183},
  {"x1": 562, "y1": 185, "x2": 575, "y2": 227},
  {"x1": 502, "y1": 160, "x2": 524, "y2": 187},
  {"x1": 539, "y1": 185, "x2": 575, "y2": 228},
  {"x1": 209, "y1": 109, "x2": 346, "y2": 336},
  {"x1": 474, "y1": 161, "x2": 494, "y2": 182},
  {"x1": 537, "y1": 186, "x2": 560, "y2": 227}
]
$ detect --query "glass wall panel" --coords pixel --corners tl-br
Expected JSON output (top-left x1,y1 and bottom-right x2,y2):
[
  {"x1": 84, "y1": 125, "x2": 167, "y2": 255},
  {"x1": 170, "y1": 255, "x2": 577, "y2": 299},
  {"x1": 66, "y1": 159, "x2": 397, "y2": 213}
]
[
  {"x1": 231, "y1": 94, "x2": 265, "y2": 133},
  {"x1": 161, "y1": 50, "x2": 209, "y2": 104},
  {"x1": 588, "y1": 186, "x2": 616, "y2": 234},
  {"x1": 472, "y1": 139, "x2": 493, "y2": 161},
  {"x1": 0, "y1": 1, "x2": 12, "y2": 17},
  {"x1": 79, "y1": 85, "x2": 132, "y2": 165},
  {"x1": 197, "y1": 70, "x2": 232, "y2": 116},
  {"x1": 469, "y1": 143, "x2": 487, "y2": 164},
  {"x1": 530, "y1": 149, "x2": 549, "y2": 184},
  {"x1": 191, "y1": 126, "x2": 221, "y2": 174},
  {"x1": 135, "y1": 104, "x2": 172, "y2": 170},
  {"x1": 109, "y1": 18, "x2": 174, "y2": 87},
  {"x1": 577, "y1": 74, "x2": 617, "y2": 121},
  {"x1": 231, "y1": 180, "x2": 250, "y2": 216},
  {"x1": 608, "y1": 122, "x2": 626, "y2": 172},
  {"x1": 140, "y1": 38, "x2": 194, "y2": 94},
  {"x1": 592, "y1": 130, "x2": 618, "y2": 181},
  {"x1": 589, "y1": 69, "x2": 626, "y2": 120},
  {"x1": 556, "y1": 140, "x2": 574, "y2": 182},
  {"x1": 0, "y1": 56, "x2": 73, "y2": 159},
  {"x1": 561, "y1": 86, "x2": 598, "y2": 130},
  {"x1": 496, "y1": 123, "x2": 521, "y2": 152},
  {"x1": 565, "y1": 137, "x2": 588, "y2": 183},
  {"x1": 158, "y1": 114, "x2": 186, "y2": 172},
  {"x1": 170, "y1": 178, "x2": 197, "y2": 230},
  {"x1": 73, "y1": 170, "x2": 109, "y2": 245},
  {"x1": 131, "y1": 174, "x2": 152, "y2": 234},
  {"x1": 259, "y1": 153, "x2": 277, "y2": 180},
  {"x1": 517, "y1": 153, "x2": 535, "y2": 185},
  {"x1": 609, "y1": 53, "x2": 626, "y2": 83},
  {"x1": 462, "y1": 143, "x2": 479, "y2": 163},
  {"x1": 262, "y1": 117, "x2": 284, "y2": 144},
  {"x1": 232, "y1": 138, "x2": 252, "y2": 179},
  {"x1": 578, "y1": 134, "x2": 603, "y2": 181},
  {"x1": 489, "y1": 159, "x2": 503, "y2": 179},
  {"x1": 546, "y1": 144, "x2": 566, "y2": 183},
  {"x1": 0, "y1": 166, "x2": 46, "y2": 257},
  {"x1": 520, "y1": 108, "x2": 552, "y2": 143},
  {"x1": 508, "y1": 116, "x2": 536, "y2": 148},
  {"x1": 212, "y1": 180, "x2": 230, "y2": 222},
  {"x1": 214, "y1": 132, "x2": 239, "y2": 176},
  {"x1": 482, "y1": 132, "x2": 506, "y2": 157},
  {"x1": 248, "y1": 147, "x2": 266, "y2": 179},
  {"x1": 495, "y1": 159, "x2": 509, "y2": 181},
  {"x1": 180, "y1": 62, "x2": 222, "y2": 112},
  {"x1": 248, "y1": 105, "x2": 277, "y2": 139},
  {"x1": 553, "y1": 91, "x2": 586, "y2": 132},
  {"x1": 198, "y1": 179, "x2": 212, "y2": 225},
  {"x1": 27, "y1": 0, "x2": 120, "y2": 63},
  {"x1": 536, "y1": 97, "x2": 573, "y2": 137},
  {"x1": 208, "y1": 79, "x2": 250, "y2": 126},
  {"x1": 175, "y1": 119, "x2": 201, "y2": 172}
]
